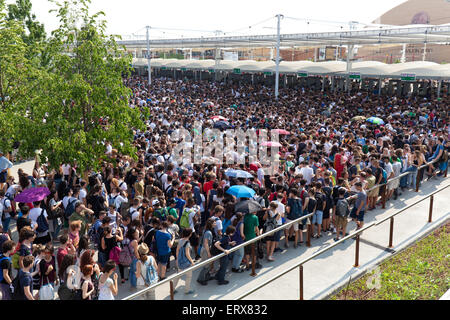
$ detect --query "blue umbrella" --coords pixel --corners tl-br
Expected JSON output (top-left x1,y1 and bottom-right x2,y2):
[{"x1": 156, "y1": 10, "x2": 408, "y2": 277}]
[
  {"x1": 226, "y1": 185, "x2": 256, "y2": 198},
  {"x1": 225, "y1": 169, "x2": 253, "y2": 179},
  {"x1": 366, "y1": 116, "x2": 384, "y2": 125}
]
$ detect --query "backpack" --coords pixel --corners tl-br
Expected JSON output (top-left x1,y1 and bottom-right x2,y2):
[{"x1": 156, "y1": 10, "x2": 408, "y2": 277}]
[
  {"x1": 119, "y1": 242, "x2": 133, "y2": 267},
  {"x1": 36, "y1": 209, "x2": 49, "y2": 233},
  {"x1": 64, "y1": 199, "x2": 78, "y2": 219},
  {"x1": 0, "y1": 256, "x2": 11, "y2": 282},
  {"x1": 177, "y1": 241, "x2": 192, "y2": 270},
  {"x1": 287, "y1": 198, "x2": 302, "y2": 220},
  {"x1": 323, "y1": 186, "x2": 334, "y2": 211},
  {"x1": 88, "y1": 221, "x2": 101, "y2": 247},
  {"x1": 162, "y1": 154, "x2": 172, "y2": 172},
  {"x1": 335, "y1": 198, "x2": 350, "y2": 217},
  {"x1": 108, "y1": 195, "x2": 118, "y2": 207},
  {"x1": 264, "y1": 212, "x2": 278, "y2": 233},
  {"x1": 144, "y1": 257, "x2": 159, "y2": 286},
  {"x1": 179, "y1": 208, "x2": 191, "y2": 229},
  {"x1": 58, "y1": 281, "x2": 82, "y2": 300},
  {"x1": 11, "y1": 250, "x2": 20, "y2": 269},
  {"x1": 381, "y1": 168, "x2": 387, "y2": 184},
  {"x1": 154, "y1": 208, "x2": 168, "y2": 222}
]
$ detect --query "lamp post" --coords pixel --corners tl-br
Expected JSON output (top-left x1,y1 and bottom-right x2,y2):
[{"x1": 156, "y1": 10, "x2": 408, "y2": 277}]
[
  {"x1": 275, "y1": 14, "x2": 284, "y2": 100},
  {"x1": 146, "y1": 26, "x2": 152, "y2": 89}
]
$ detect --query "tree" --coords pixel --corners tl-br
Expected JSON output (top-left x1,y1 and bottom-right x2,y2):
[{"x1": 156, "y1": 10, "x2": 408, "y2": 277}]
[
  {"x1": 30, "y1": 0, "x2": 146, "y2": 172},
  {"x1": 0, "y1": 0, "x2": 43, "y2": 157},
  {"x1": 7, "y1": 0, "x2": 46, "y2": 62}
]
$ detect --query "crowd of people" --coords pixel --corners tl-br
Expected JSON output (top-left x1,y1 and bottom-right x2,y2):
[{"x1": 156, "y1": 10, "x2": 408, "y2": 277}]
[{"x1": 0, "y1": 75, "x2": 448, "y2": 300}]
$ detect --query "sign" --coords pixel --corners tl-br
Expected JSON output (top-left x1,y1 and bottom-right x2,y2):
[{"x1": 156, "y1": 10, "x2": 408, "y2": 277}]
[
  {"x1": 349, "y1": 72, "x2": 361, "y2": 80},
  {"x1": 297, "y1": 71, "x2": 308, "y2": 77},
  {"x1": 263, "y1": 71, "x2": 273, "y2": 76},
  {"x1": 401, "y1": 73, "x2": 416, "y2": 81},
  {"x1": 233, "y1": 68, "x2": 241, "y2": 74},
  {"x1": 161, "y1": 67, "x2": 167, "y2": 70},
  {"x1": 181, "y1": 68, "x2": 187, "y2": 71},
  {"x1": 208, "y1": 69, "x2": 215, "y2": 73}
]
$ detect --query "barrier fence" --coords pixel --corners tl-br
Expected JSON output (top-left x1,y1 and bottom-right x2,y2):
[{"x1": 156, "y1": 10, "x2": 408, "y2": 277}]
[{"x1": 123, "y1": 158, "x2": 448, "y2": 300}]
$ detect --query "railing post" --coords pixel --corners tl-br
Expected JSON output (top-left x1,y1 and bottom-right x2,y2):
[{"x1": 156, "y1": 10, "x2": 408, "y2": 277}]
[
  {"x1": 415, "y1": 171, "x2": 420, "y2": 192},
  {"x1": 250, "y1": 243, "x2": 257, "y2": 277},
  {"x1": 170, "y1": 280, "x2": 174, "y2": 300},
  {"x1": 444, "y1": 165, "x2": 448, "y2": 178},
  {"x1": 353, "y1": 234, "x2": 360, "y2": 267},
  {"x1": 388, "y1": 217, "x2": 394, "y2": 248},
  {"x1": 381, "y1": 186, "x2": 386, "y2": 209},
  {"x1": 299, "y1": 264, "x2": 304, "y2": 300},
  {"x1": 306, "y1": 224, "x2": 312, "y2": 247},
  {"x1": 428, "y1": 195, "x2": 434, "y2": 223}
]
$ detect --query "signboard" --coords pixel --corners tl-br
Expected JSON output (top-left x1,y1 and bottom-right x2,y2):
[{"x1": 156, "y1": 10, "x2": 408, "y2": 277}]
[
  {"x1": 263, "y1": 71, "x2": 273, "y2": 76},
  {"x1": 208, "y1": 69, "x2": 215, "y2": 73},
  {"x1": 233, "y1": 68, "x2": 241, "y2": 74},
  {"x1": 181, "y1": 67, "x2": 187, "y2": 71},
  {"x1": 297, "y1": 71, "x2": 308, "y2": 77},
  {"x1": 161, "y1": 67, "x2": 167, "y2": 70},
  {"x1": 349, "y1": 72, "x2": 361, "y2": 80},
  {"x1": 401, "y1": 73, "x2": 416, "y2": 81}
]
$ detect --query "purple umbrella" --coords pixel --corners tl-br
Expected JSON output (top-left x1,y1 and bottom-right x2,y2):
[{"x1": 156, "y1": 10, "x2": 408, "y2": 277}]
[{"x1": 14, "y1": 187, "x2": 51, "y2": 203}]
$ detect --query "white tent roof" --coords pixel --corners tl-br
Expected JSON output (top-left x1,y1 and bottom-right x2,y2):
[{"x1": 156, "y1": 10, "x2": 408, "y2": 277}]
[{"x1": 132, "y1": 58, "x2": 450, "y2": 79}]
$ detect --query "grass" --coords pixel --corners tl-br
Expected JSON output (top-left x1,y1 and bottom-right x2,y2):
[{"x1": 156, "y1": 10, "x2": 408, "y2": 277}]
[{"x1": 330, "y1": 223, "x2": 450, "y2": 300}]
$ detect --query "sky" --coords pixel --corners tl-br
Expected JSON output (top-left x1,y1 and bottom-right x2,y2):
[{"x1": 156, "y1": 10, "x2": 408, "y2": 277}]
[{"x1": 9, "y1": 0, "x2": 408, "y2": 38}]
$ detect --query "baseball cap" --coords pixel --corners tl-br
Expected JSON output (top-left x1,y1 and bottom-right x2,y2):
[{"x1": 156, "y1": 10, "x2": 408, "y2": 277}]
[{"x1": 152, "y1": 199, "x2": 160, "y2": 206}]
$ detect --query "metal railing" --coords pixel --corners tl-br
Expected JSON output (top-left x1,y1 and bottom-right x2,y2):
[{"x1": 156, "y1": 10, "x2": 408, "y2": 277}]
[
  {"x1": 122, "y1": 157, "x2": 448, "y2": 300},
  {"x1": 236, "y1": 184, "x2": 449, "y2": 300}
]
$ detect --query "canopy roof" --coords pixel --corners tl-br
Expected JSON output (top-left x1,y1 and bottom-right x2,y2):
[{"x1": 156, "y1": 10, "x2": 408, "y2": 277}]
[{"x1": 133, "y1": 58, "x2": 450, "y2": 79}]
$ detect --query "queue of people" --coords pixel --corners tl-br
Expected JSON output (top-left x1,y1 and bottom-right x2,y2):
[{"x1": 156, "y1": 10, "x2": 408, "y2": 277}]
[{"x1": 0, "y1": 76, "x2": 448, "y2": 300}]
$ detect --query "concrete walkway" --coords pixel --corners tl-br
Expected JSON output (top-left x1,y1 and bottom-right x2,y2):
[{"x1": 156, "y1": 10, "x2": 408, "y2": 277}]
[{"x1": 8, "y1": 161, "x2": 450, "y2": 300}]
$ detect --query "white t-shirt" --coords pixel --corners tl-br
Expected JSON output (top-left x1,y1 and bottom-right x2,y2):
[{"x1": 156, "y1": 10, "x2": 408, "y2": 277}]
[
  {"x1": 29, "y1": 207, "x2": 49, "y2": 237},
  {"x1": 62, "y1": 164, "x2": 71, "y2": 176},
  {"x1": 299, "y1": 166, "x2": 314, "y2": 185},
  {"x1": 213, "y1": 216, "x2": 223, "y2": 236},
  {"x1": 118, "y1": 180, "x2": 127, "y2": 191},
  {"x1": 129, "y1": 207, "x2": 139, "y2": 221},
  {"x1": 187, "y1": 208, "x2": 198, "y2": 229},
  {"x1": 5, "y1": 185, "x2": 19, "y2": 198},
  {"x1": 79, "y1": 189, "x2": 87, "y2": 203},
  {"x1": 114, "y1": 195, "x2": 128, "y2": 211},
  {"x1": 98, "y1": 276, "x2": 114, "y2": 300},
  {"x1": 384, "y1": 162, "x2": 393, "y2": 179},
  {"x1": 0, "y1": 198, "x2": 12, "y2": 219}
]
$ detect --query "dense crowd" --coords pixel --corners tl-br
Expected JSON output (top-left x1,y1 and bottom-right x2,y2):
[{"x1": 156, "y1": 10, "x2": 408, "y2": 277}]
[{"x1": 0, "y1": 76, "x2": 448, "y2": 300}]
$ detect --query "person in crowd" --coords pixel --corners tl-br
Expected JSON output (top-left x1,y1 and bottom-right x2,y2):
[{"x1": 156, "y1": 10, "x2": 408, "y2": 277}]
[{"x1": 172, "y1": 228, "x2": 195, "y2": 294}]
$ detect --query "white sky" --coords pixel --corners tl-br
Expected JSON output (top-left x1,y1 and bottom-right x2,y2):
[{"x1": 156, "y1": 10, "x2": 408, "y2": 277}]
[{"x1": 13, "y1": 0, "x2": 408, "y2": 38}]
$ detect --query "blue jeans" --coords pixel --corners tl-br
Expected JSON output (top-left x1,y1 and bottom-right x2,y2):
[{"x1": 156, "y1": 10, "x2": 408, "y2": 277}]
[
  {"x1": 52, "y1": 220, "x2": 62, "y2": 240},
  {"x1": 1, "y1": 217, "x2": 11, "y2": 232},
  {"x1": 231, "y1": 246, "x2": 244, "y2": 270},
  {"x1": 405, "y1": 166, "x2": 418, "y2": 189},
  {"x1": 216, "y1": 256, "x2": 229, "y2": 282}
]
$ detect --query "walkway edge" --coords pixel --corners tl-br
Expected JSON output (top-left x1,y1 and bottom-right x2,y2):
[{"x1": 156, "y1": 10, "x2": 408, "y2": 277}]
[{"x1": 320, "y1": 215, "x2": 450, "y2": 300}]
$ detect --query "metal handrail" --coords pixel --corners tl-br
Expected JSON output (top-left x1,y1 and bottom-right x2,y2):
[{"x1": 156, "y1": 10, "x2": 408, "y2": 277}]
[
  {"x1": 122, "y1": 157, "x2": 447, "y2": 300},
  {"x1": 236, "y1": 183, "x2": 449, "y2": 300},
  {"x1": 122, "y1": 210, "x2": 316, "y2": 300}
]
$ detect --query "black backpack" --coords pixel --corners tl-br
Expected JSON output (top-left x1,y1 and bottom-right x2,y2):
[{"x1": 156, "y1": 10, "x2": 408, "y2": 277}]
[
  {"x1": 58, "y1": 281, "x2": 82, "y2": 300},
  {"x1": 36, "y1": 209, "x2": 49, "y2": 233}
]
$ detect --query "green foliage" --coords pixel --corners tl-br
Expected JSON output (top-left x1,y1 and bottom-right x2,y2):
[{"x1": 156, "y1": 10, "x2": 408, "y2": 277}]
[
  {"x1": 0, "y1": 0, "x2": 146, "y2": 172},
  {"x1": 330, "y1": 225, "x2": 450, "y2": 300}
]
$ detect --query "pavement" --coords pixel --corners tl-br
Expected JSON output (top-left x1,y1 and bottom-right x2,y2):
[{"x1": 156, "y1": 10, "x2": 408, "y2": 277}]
[{"x1": 7, "y1": 160, "x2": 450, "y2": 300}]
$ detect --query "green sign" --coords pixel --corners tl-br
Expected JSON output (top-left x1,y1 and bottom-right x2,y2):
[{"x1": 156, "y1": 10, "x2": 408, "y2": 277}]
[
  {"x1": 297, "y1": 71, "x2": 308, "y2": 77},
  {"x1": 233, "y1": 68, "x2": 241, "y2": 74},
  {"x1": 401, "y1": 73, "x2": 416, "y2": 81},
  {"x1": 264, "y1": 71, "x2": 273, "y2": 76},
  {"x1": 161, "y1": 67, "x2": 167, "y2": 70},
  {"x1": 181, "y1": 67, "x2": 187, "y2": 71},
  {"x1": 349, "y1": 72, "x2": 361, "y2": 80},
  {"x1": 208, "y1": 69, "x2": 215, "y2": 73}
]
